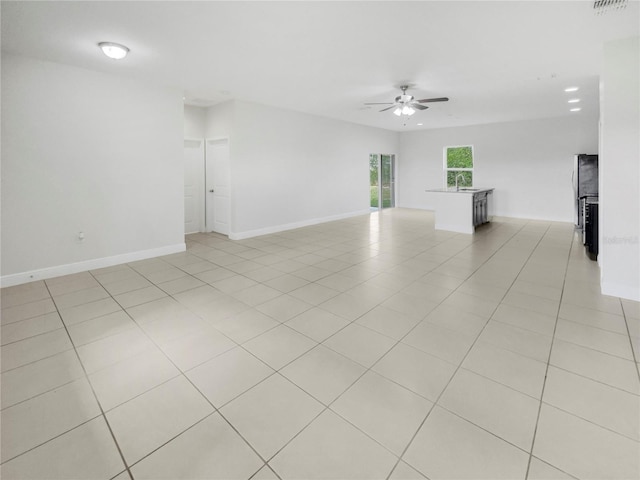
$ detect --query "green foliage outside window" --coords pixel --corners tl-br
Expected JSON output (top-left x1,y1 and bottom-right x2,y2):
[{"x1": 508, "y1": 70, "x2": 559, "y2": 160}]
[{"x1": 445, "y1": 146, "x2": 474, "y2": 187}]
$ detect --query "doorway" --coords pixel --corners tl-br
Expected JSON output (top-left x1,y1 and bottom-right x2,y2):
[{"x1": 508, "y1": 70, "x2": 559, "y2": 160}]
[
  {"x1": 369, "y1": 154, "x2": 395, "y2": 210},
  {"x1": 205, "y1": 139, "x2": 230, "y2": 235}
]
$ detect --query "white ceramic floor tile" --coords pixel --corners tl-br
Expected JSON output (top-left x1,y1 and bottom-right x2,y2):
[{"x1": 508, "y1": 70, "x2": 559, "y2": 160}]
[
  {"x1": 0, "y1": 417, "x2": 124, "y2": 480},
  {"x1": 1, "y1": 350, "x2": 85, "y2": 409},
  {"x1": 131, "y1": 413, "x2": 263, "y2": 479},
  {"x1": 331, "y1": 371, "x2": 432, "y2": 455},
  {"x1": 403, "y1": 406, "x2": 529, "y2": 480},
  {"x1": 543, "y1": 366, "x2": 640, "y2": 441},
  {"x1": 1, "y1": 328, "x2": 73, "y2": 373},
  {"x1": 462, "y1": 341, "x2": 547, "y2": 398},
  {"x1": 114, "y1": 285, "x2": 168, "y2": 309},
  {"x1": 372, "y1": 342, "x2": 457, "y2": 402},
  {"x1": 281, "y1": 345, "x2": 366, "y2": 405},
  {"x1": 319, "y1": 293, "x2": 377, "y2": 321},
  {"x1": 285, "y1": 307, "x2": 350, "y2": 342},
  {"x1": 1, "y1": 312, "x2": 63, "y2": 345},
  {"x1": 389, "y1": 461, "x2": 428, "y2": 479},
  {"x1": 555, "y1": 319, "x2": 633, "y2": 360},
  {"x1": 187, "y1": 346, "x2": 274, "y2": 407},
  {"x1": 1, "y1": 298, "x2": 57, "y2": 325},
  {"x1": 423, "y1": 304, "x2": 488, "y2": 337},
  {"x1": 439, "y1": 369, "x2": 539, "y2": 450},
  {"x1": 527, "y1": 457, "x2": 575, "y2": 480},
  {"x1": 491, "y1": 303, "x2": 556, "y2": 336},
  {"x1": 549, "y1": 339, "x2": 640, "y2": 394},
  {"x1": 1, "y1": 378, "x2": 101, "y2": 462},
  {"x1": 89, "y1": 346, "x2": 180, "y2": 411},
  {"x1": 323, "y1": 323, "x2": 396, "y2": 368},
  {"x1": 356, "y1": 305, "x2": 421, "y2": 340},
  {"x1": 67, "y1": 310, "x2": 136, "y2": 346},
  {"x1": 52, "y1": 286, "x2": 110, "y2": 310},
  {"x1": 533, "y1": 404, "x2": 640, "y2": 480},
  {"x1": 106, "y1": 375, "x2": 214, "y2": 465},
  {"x1": 58, "y1": 297, "x2": 122, "y2": 326},
  {"x1": 76, "y1": 328, "x2": 155, "y2": 374},
  {"x1": 231, "y1": 283, "x2": 283, "y2": 307},
  {"x1": 220, "y1": 374, "x2": 324, "y2": 460},
  {"x1": 402, "y1": 321, "x2": 476, "y2": 365},
  {"x1": 159, "y1": 327, "x2": 236, "y2": 371},
  {"x1": 269, "y1": 409, "x2": 397, "y2": 480},
  {"x1": 214, "y1": 309, "x2": 280, "y2": 344},
  {"x1": 478, "y1": 320, "x2": 552, "y2": 362},
  {"x1": 242, "y1": 324, "x2": 315, "y2": 370},
  {"x1": 558, "y1": 303, "x2": 627, "y2": 334},
  {"x1": 255, "y1": 294, "x2": 312, "y2": 322}
]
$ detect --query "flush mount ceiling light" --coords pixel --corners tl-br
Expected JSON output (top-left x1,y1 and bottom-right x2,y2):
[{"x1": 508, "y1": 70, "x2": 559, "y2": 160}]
[
  {"x1": 564, "y1": 87, "x2": 579, "y2": 92},
  {"x1": 570, "y1": 107, "x2": 582, "y2": 112},
  {"x1": 98, "y1": 42, "x2": 129, "y2": 60},
  {"x1": 568, "y1": 99, "x2": 581, "y2": 103}
]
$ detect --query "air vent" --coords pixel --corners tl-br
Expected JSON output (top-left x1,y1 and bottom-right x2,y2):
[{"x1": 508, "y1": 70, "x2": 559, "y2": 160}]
[{"x1": 593, "y1": 0, "x2": 628, "y2": 15}]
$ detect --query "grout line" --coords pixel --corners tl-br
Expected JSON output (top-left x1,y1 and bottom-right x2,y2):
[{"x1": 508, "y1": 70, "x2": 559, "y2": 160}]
[
  {"x1": 618, "y1": 298, "x2": 640, "y2": 382},
  {"x1": 42, "y1": 280, "x2": 135, "y2": 480},
  {"x1": 386, "y1": 221, "x2": 553, "y2": 479},
  {"x1": 524, "y1": 227, "x2": 575, "y2": 480}
]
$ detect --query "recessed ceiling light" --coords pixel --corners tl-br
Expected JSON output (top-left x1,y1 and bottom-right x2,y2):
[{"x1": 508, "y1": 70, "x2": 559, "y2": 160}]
[
  {"x1": 417, "y1": 123, "x2": 423, "y2": 126},
  {"x1": 570, "y1": 108, "x2": 582, "y2": 112},
  {"x1": 568, "y1": 99, "x2": 581, "y2": 103},
  {"x1": 564, "y1": 87, "x2": 579, "y2": 92},
  {"x1": 98, "y1": 42, "x2": 129, "y2": 60}
]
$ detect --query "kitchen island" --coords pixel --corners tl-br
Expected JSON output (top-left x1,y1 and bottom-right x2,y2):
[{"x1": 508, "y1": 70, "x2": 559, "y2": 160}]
[{"x1": 426, "y1": 188, "x2": 494, "y2": 234}]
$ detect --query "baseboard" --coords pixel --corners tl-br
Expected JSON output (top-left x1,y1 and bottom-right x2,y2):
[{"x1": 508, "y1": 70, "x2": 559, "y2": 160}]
[
  {"x1": 229, "y1": 209, "x2": 371, "y2": 240},
  {"x1": 601, "y1": 280, "x2": 640, "y2": 302},
  {"x1": 1, "y1": 243, "x2": 186, "y2": 288}
]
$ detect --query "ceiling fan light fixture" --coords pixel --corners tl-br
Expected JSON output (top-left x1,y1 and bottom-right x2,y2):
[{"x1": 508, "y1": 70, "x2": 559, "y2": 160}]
[
  {"x1": 98, "y1": 42, "x2": 129, "y2": 60},
  {"x1": 401, "y1": 105, "x2": 415, "y2": 116},
  {"x1": 393, "y1": 107, "x2": 402, "y2": 116}
]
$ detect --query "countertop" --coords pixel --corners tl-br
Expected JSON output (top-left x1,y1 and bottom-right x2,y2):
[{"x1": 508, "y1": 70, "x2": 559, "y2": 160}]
[{"x1": 425, "y1": 187, "x2": 495, "y2": 194}]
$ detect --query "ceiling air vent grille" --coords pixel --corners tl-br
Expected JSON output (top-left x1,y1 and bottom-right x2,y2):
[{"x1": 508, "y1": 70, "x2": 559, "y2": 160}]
[{"x1": 593, "y1": 0, "x2": 628, "y2": 15}]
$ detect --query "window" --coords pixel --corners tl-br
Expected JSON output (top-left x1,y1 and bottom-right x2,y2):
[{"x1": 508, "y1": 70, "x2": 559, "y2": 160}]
[{"x1": 444, "y1": 145, "x2": 473, "y2": 188}]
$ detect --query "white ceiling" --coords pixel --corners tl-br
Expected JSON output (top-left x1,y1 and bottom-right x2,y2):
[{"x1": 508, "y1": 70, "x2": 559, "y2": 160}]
[{"x1": 2, "y1": 1, "x2": 638, "y2": 132}]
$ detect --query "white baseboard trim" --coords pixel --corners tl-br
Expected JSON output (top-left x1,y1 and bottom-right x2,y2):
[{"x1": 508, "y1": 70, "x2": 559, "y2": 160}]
[
  {"x1": 601, "y1": 280, "x2": 640, "y2": 302},
  {"x1": 1, "y1": 243, "x2": 186, "y2": 288},
  {"x1": 229, "y1": 209, "x2": 372, "y2": 240}
]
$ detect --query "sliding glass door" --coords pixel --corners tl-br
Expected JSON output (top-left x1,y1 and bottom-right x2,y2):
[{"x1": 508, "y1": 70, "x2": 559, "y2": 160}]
[{"x1": 370, "y1": 154, "x2": 395, "y2": 210}]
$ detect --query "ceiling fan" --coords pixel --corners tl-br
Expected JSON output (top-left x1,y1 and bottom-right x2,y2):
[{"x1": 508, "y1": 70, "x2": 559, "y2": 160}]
[{"x1": 365, "y1": 85, "x2": 449, "y2": 116}]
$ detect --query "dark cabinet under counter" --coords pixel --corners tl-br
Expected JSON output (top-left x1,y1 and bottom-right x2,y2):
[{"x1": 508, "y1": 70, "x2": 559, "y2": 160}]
[{"x1": 584, "y1": 200, "x2": 598, "y2": 261}]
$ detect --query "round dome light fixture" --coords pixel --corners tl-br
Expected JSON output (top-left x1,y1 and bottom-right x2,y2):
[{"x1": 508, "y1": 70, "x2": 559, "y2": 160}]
[{"x1": 98, "y1": 42, "x2": 129, "y2": 60}]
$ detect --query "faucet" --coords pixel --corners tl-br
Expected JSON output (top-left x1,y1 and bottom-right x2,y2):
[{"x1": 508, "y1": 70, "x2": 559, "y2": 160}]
[{"x1": 455, "y1": 174, "x2": 466, "y2": 191}]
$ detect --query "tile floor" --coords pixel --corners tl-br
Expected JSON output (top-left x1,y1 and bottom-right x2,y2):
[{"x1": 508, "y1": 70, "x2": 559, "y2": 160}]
[{"x1": 1, "y1": 208, "x2": 639, "y2": 479}]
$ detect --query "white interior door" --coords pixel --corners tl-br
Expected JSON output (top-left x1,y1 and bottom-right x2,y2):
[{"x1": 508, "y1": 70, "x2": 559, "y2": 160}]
[
  {"x1": 205, "y1": 138, "x2": 230, "y2": 235},
  {"x1": 184, "y1": 139, "x2": 205, "y2": 234}
]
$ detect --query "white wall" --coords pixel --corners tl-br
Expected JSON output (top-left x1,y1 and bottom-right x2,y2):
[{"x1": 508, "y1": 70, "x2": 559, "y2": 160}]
[
  {"x1": 184, "y1": 105, "x2": 206, "y2": 138},
  {"x1": 227, "y1": 101, "x2": 399, "y2": 238},
  {"x1": 205, "y1": 101, "x2": 235, "y2": 140},
  {"x1": 600, "y1": 37, "x2": 640, "y2": 301},
  {"x1": 1, "y1": 54, "x2": 185, "y2": 285},
  {"x1": 398, "y1": 116, "x2": 598, "y2": 222}
]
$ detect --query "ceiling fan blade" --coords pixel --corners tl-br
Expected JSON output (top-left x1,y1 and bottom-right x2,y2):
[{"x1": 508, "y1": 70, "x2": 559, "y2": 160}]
[
  {"x1": 413, "y1": 103, "x2": 429, "y2": 110},
  {"x1": 379, "y1": 105, "x2": 397, "y2": 112},
  {"x1": 364, "y1": 102, "x2": 394, "y2": 105},
  {"x1": 417, "y1": 97, "x2": 449, "y2": 103}
]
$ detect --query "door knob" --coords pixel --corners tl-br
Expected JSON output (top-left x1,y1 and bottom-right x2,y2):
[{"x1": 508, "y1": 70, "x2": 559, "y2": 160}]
[{"x1": 209, "y1": 189, "x2": 214, "y2": 193}]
